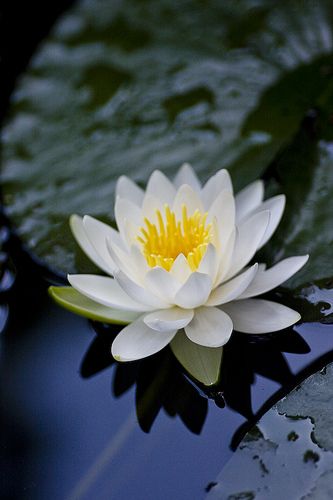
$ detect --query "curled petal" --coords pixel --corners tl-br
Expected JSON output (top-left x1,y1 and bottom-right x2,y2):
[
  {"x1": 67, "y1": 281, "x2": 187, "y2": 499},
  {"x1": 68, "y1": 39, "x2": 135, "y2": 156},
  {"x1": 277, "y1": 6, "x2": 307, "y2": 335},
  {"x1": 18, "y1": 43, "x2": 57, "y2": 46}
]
[
  {"x1": 185, "y1": 306, "x2": 233, "y2": 347},
  {"x1": 144, "y1": 307, "x2": 194, "y2": 332},
  {"x1": 235, "y1": 180, "x2": 264, "y2": 223},
  {"x1": 221, "y1": 299, "x2": 301, "y2": 333},
  {"x1": 111, "y1": 318, "x2": 177, "y2": 361},
  {"x1": 174, "y1": 272, "x2": 212, "y2": 309},
  {"x1": 239, "y1": 255, "x2": 309, "y2": 299},
  {"x1": 174, "y1": 163, "x2": 201, "y2": 191}
]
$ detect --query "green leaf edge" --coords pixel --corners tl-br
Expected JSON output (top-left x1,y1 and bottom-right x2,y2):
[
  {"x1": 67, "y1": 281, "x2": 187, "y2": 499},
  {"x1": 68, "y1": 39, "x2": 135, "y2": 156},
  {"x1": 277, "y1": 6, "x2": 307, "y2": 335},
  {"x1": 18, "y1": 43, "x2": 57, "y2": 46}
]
[{"x1": 48, "y1": 286, "x2": 139, "y2": 325}]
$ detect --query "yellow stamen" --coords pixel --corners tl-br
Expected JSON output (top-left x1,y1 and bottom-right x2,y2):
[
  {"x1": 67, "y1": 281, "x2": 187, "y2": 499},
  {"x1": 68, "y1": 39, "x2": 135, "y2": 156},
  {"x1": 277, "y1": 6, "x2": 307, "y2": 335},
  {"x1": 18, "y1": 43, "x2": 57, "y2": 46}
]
[{"x1": 137, "y1": 204, "x2": 213, "y2": 271}]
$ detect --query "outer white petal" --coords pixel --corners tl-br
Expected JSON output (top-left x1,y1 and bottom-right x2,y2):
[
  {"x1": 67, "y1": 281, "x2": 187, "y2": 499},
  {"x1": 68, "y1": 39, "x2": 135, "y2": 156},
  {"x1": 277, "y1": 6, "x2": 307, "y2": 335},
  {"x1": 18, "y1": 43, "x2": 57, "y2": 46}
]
[
  {"x1": 173, "y1": 184, "x2": 204, "y2": 219},
  {"x1": 257, "y1": 195, "x2": 286, "y2": 248},
  {"x1": 144, "y1": 267, "x2": 182, "y2": 303},
  {"x1": 225, "y1": 210, "x2": 270, "y2": 280},
  {"x1": 116, "y1": 176, "x2": 144, "y2": 206},
  {"x1": 174, "y1": 163, "x2": 201, "y2": 191},
  {"x1": 115, "y1": 270, "x2": 170, "y2": 309},
  {"x1": 169, "y1": 253, "x2": 192, "y2": 283},
  {"x1": 201, "y1": 169, "x2": 233, "y2": 209},
  {"x1": 144, "y1": 307, "x2": 194, "y2": 332},
  {"x1": 235, "y1": 180, "x2": 264, "y2": 223},
  {"x1": 145, "y1": 170, "x2": 176, "y2": 205},
  {"x1": 114, "y1": 198, "x2": 142, "y2": 247},
  {"x1": 207, "y1": 190, "x2": 235, "y2": 249},
  {"x1": 174, "y1": 272, "x2": 212, "y2": 309},
  {"x1": 83, "y1": 215, "x2": 121, "y2": 272},
  {"x1": 197, "y1": 244, "x2": 219, "y2": 282},
  {"x1": 111, "y1": 318, "x2": 177, "y2": 361},
  {"x1": 207, "y1": 263, "x2": 258, "y2": 306},
  {"x1": 239, "y1": 255, "x2": 309, "y2": 299},
  {"x1": 70, "y1": 215, "x2": 113, "y2": 275},
  {"x1": 68, "y1": 274, "x2": 149, "y2": 311},
  {"x1": 185, "y1": 306, "x2": 233, "y2": 347},
  {"x1": 221, "y1": 299, "x2": 301, "y2": 333}
]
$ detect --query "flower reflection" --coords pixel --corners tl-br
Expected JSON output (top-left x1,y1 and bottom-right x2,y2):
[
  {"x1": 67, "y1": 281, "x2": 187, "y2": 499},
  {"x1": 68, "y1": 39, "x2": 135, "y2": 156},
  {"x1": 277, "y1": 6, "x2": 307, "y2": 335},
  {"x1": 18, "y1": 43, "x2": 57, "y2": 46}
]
[{"x1": 80, "y1": 323, "x2": 310, "y2": 437}]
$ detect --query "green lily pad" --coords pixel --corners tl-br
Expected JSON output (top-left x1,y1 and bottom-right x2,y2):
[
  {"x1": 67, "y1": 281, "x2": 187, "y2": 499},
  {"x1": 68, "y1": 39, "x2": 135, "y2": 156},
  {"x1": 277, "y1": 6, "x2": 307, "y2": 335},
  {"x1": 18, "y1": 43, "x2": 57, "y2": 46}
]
[
  {"x1": 48, "y1": 286, "x2": 139, "y2": 324},
  {"x1": 207, "y1": 362, "x2": 333, "y2": 499},
  {"x1": 2, "y1": 0, "x2": 333, "y2": 283}
]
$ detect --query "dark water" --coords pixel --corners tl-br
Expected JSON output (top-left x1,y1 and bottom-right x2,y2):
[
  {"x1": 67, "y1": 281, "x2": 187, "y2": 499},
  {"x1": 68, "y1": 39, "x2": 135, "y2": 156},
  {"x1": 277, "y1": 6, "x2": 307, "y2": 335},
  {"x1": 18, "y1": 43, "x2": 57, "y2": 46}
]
[{"x1": 1, "y1": 244, "x2": 333, "y2": 500}]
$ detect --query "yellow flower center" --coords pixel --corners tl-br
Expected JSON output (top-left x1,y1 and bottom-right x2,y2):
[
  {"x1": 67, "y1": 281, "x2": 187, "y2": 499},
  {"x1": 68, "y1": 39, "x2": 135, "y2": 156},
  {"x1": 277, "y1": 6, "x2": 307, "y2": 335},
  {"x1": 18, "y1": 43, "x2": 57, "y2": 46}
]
[{"x1": 137, "y1": 204, "x2": 212, "y2": 271}]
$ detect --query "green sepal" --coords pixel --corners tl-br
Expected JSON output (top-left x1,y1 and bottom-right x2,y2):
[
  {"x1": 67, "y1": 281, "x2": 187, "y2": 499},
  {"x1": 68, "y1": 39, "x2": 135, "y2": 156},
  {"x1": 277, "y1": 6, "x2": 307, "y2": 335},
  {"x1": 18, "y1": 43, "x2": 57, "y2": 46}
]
[
  {"x1": 170, "y1": 330, "x2": 223, "y2": 386},
  {"x1": 48, "y1": 286, "x2": 140, "y2": 325}
]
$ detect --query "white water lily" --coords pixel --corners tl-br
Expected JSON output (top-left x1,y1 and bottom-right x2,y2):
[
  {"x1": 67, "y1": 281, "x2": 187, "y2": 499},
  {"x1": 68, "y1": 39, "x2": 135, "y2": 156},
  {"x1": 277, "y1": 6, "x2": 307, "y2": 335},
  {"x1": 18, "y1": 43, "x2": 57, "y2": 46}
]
[{"x1": 62, "y1": 164, "x2": 308, "y2": 382}]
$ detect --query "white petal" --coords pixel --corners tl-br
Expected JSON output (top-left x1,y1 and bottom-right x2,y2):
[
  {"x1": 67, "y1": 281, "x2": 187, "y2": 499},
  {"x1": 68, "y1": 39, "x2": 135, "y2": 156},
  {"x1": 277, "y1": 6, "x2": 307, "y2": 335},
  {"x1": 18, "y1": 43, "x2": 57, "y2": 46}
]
[
  {"x1": 169, "y1": 253, "x2": 192, "y2": 283},
  {"x1": 144, "y1": 307, "x2": 193, "y2": 332},
  {"x1": 83, "y1": 215, "x2": 122, "y2": 273},
  {"x1": 225, "y1": 210, "x2": 270, "y2": 280},
  {"x1": 222, "y1": 299, "x2": 301, "y2": 333},
  {"x1": 106, "y1": 237, "x2": 144, "y2": 284},
  {"x1": 68, "y1": 274, "x2": 149, "y2": 311},
  {"x1": 170, "y1": 331, "x2": 223, "y2": 386},
  {"x1": 207, "y1": 190, "x2": 235, "y2": 249},
  {"x1": 214, "y1": 229, "x2": 236, "y2": 285},
  {"x1": 70, "y1": 215, "x2": 113, "y2": 275},
  {"x1": 235, "y1": 180, "x2": 264, "y2": 223},
  {"x1": 129, "y1": 244, "x2": 150, "y2": 275},
  {"x1": 116, "y1": 176, "x2": 144, "y2": 206},
  {"x1": 197, "y1": 244, "x2": 219, "y2": 282},
  {"x1": 115, "y1": 270, "x2": 170, "y2": 309},
  {"x1": 144, "y1": 267, "x2": 182, "y2": 302},
  {"x1": 111, "y1": 318, "x2": 176, "y2": 361},
  {"x1": 174, "y1": 163, "x2": 201, "y2": 191},
  {"x1": 146, "y1": 170, "x2": 176, "y2": 205},
  {"x1": 201, "y1": 169, "x2": 233, "y2": 209},
  {"x1": 185, "y1": 306, "x2": 233, "y2": 347},
  {"x1": 141, "y1": 194, "x2": 165, "y2": 225},
  {"x1": 257, "y1": 195, "x2": 286, "y2": 248},
  {"x1": 239, "y1": 255, "x2": 309, "y2": 299},
  {"x1": 207, "y1": 263, "x2": 258, "y2": 306},
  {"x1": 114, "y1": 198, "x2": 142, "y2": 246},
  {"x1": 173, "y1": 184, "x2": 204, "y2": 219},
  {"x1": 174, "y1": 272, "x2": 212, "y2": 309}
]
